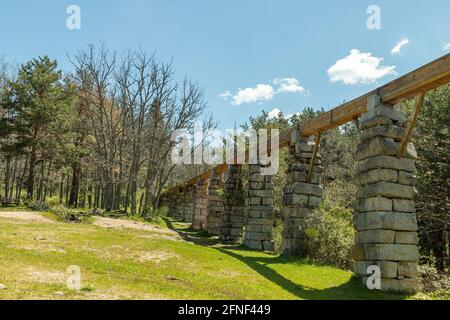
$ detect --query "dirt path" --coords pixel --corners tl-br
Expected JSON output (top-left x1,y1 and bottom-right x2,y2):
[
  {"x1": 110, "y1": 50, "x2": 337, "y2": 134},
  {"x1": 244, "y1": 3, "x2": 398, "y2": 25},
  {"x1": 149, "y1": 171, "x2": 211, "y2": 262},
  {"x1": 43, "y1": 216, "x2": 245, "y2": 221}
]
[
  {"x1": 0, "y1": 211, "x2": 181, "y2": 240},
  {"x1": 0, "y1": 211, "x2": 55, "y2": 223},
  {"x1": 91, "y1": 216, "x2": 180, "y2": 237}
]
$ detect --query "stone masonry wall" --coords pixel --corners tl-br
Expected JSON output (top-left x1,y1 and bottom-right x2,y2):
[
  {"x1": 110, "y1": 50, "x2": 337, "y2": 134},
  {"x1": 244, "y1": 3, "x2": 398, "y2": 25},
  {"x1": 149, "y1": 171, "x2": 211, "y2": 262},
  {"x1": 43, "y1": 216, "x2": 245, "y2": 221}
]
[
  {"x1": 192, "y1": 179, "x2": 209, "y2": 230},
  {"x1": 183, "y1": 186, "x2": 195, "y2": 223},
  {"x1": 175, "y1": 190, "x2": 184, "y2": 220},
  {"x1": 352, "y1": 94, "x2": 419, "y2": 294},
  {"x1": 220, "y1": 165, "x2": 246, "y2": 242},
  {"x1": 281, "y1": 130, "x2": 323, "y2": 255},
  {"x1": 244, "y1": 164, "x2": 275, "y2": 251},
  {"x1": 207, "y1": 173, "x2": 224, "y2": 236},
  {"x1": 167, "y1": 193, "x2": 177, "y2": 218}
]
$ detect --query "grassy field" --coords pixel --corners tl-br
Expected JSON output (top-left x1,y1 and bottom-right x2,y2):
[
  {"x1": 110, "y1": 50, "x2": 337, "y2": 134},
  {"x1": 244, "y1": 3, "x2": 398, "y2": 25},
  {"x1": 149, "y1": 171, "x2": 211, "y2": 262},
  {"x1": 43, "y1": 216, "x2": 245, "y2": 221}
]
[{"x1": 0, "y1": 208, "x2": 425, "y2": 300}]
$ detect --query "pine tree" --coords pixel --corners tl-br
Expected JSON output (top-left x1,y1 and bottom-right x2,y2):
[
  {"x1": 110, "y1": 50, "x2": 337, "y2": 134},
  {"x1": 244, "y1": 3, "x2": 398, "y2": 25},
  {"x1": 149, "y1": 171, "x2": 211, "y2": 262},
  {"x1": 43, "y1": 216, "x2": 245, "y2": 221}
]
[{"x1": 2, "y1": 56, "x2": 75, "y2": 200}]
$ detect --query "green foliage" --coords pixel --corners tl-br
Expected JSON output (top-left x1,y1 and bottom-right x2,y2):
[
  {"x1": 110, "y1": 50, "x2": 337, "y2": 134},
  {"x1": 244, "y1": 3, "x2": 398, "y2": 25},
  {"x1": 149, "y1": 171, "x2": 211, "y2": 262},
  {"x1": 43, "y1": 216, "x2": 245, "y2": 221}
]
[
  {"x1": 80, "y1": 285, "x2": 96, "y2": 293},
  {"x1": 418, "y1": 263, "x2": 450, "y2": 298},
  {"x1": 323, "y1": 179, "x2": 358, "y2": 209},
  {"x1": 404, "y1": 84, "x2": 450, "y2": 271},
  {"x1": 2, "y1": 56, "x2": 75, "y2": 153},
  {"x1": 24, "y1": 199, "x2": 49, "y2": 211},
  {"x1": 271, "y1": 218, "x2": 284, "y2": 253},
  {"x1": 304, "y1": 203, "x2": 355, "y2": 270},
  {"x1": 48, "y1": 204, "x2": 91, "y2": 223},
  {"x1": 44, "y1": 195, "x2": 63, "y2": 207},
  {"x1": 142, "y1": 205, "x2": 169, "y2": 223}
]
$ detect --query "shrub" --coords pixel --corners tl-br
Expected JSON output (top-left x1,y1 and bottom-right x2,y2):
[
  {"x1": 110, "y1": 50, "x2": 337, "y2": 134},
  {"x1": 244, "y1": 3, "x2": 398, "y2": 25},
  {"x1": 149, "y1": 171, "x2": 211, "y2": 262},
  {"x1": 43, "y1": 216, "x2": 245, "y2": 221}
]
[
  {"x1": 419, "y1": 262, "x2": 450, "y2": 297},
  {"x1": 44, "y1": 195, "x2": 62, "y2": 207},
  {"x1": 142, "y1": 205, "x2": 168, "y2": 222},
  {"x1": 303, "y1": 203, "x2": 355, "y2": 270},
  {"x1": 323, "y1": 179, "x2": 357, "y2": 210},
  {"x1": 91, "y1": 207, "x2": 106, "y2": 216},
  {"x1": 272, "y1": 217, "x2": 284, "y2": 254},
  {"x1": 49, "y1": 205, "x2": 91, "y2": 223},
  {"x1": 24, "y1": 199, "x2": 49, "y2": 211}
]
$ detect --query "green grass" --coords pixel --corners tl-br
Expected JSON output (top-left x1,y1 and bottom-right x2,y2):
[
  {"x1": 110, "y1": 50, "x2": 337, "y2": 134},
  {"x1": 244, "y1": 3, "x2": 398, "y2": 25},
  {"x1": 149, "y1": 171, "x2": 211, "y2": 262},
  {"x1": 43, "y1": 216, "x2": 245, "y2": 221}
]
[{"x1": 0, "y1": 209, "x2": 422, "y2": 300}]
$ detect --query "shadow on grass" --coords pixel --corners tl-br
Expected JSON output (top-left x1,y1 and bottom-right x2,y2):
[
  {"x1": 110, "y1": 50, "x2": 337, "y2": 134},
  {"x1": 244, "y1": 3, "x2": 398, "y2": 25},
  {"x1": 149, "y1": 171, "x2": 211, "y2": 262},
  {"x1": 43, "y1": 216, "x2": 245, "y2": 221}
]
[
  {"x1": 162, "y1": 217, "x2": 221, "y2": 246},
  {"x1": 216, "y1": 246, "x2": 409, "y2": 300},
  {"x1": 162, "y1": 216, "x2": 408, "y2": 300}
]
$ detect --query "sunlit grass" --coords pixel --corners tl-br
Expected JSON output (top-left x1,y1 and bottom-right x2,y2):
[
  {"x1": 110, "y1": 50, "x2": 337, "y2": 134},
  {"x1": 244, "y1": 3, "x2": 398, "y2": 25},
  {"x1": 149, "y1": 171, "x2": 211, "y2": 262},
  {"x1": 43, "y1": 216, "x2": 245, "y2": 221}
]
[{"x1": 0, "y1": 211, "x2": 421, "y2": 300}]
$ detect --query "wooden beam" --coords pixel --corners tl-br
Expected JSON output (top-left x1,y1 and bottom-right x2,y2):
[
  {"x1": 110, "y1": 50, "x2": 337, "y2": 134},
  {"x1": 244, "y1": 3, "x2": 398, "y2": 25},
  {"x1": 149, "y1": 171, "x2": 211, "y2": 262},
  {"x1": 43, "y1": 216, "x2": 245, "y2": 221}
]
[
  {"x1": 397, "y1": 92, "x2": 426, "y2": 158},
  {"x1": 298, "y1": 53, "x2": 450, "y2": 137},
  {"x1": 307, "y1": 132, "x2": 321, "y2": 183},
  {"x1": 164, "y1": 53, "x2": 450, "y2": 194}
]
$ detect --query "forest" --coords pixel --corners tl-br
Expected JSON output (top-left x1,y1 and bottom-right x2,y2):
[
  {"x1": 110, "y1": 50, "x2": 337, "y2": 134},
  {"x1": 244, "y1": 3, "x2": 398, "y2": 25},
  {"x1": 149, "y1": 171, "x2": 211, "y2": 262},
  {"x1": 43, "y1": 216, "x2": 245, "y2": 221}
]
[
  {"x1": 0, "y1": 45, "x2": 213, "y2": 216},
  {"x1": 0, "y1": 45, "x2": 449, "y2": 290}
]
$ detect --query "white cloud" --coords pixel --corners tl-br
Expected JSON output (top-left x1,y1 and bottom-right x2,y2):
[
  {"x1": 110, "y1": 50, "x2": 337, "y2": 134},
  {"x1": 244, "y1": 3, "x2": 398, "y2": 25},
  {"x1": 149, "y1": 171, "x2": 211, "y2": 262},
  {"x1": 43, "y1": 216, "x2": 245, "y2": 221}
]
[
  {"x1": 443, "y1": 43, "x2": 450, "y2": 51},
  {"x1": 232, "y1": 84, "x2": 274, "y2": 106},
  {"x1": 327, "y1": 49, "x2": 396, "y2": 85},
  {"x1": 218, "y1": 90, "x2": 232, "y2": 101},
  {"x1": 391, "y1": 38, "x2": 410, "y2": 55},
  {"x1": 267, "y1": 108, "x2": 281, "y2": 119},
  {"x1": 273, "y1": 78, "x2": 305, "y2": 94},
  {"x1": 267, "y1": 108, "x2": 299, "y2": 120},
  {"x1": 223, "y1": 77, "x2": 306, "y2": 106}
]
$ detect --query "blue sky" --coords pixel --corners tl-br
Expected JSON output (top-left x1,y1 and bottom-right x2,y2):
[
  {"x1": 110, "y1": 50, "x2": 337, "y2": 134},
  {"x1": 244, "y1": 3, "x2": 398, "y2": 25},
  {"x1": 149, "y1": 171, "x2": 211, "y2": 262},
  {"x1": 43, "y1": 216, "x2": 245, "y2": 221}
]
[{"x1": 1, "y1": 0, "x2": 449, "y2": 130}]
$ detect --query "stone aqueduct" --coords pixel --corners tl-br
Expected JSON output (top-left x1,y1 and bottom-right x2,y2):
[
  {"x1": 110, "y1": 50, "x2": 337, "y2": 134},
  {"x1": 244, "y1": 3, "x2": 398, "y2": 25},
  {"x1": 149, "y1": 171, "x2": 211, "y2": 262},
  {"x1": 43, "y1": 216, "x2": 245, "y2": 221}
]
[{"x1": 160, "y1": 53, "x2": 450, "y2": 294}]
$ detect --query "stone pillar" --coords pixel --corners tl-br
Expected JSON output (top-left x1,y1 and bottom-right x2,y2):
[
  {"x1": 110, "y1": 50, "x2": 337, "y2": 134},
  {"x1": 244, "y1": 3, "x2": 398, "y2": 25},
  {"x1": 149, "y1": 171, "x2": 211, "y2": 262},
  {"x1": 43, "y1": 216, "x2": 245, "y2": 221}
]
[
  {"x1": 206, "y1": 172, "x2": 224, "y2": 236},
  {"x1": 352, "y1": 94, "x2": 419, "y2": 294},
  {"x1": 281, "y1": 131, "x2": 323, "y2": 255},
  {"x1": 179, "y1": 189, "x2": 187, "y2": 221},
  {"x1": 244, "y1": 164, "x2": 275, "y2": 251},
  {"x1": 175, "y1": 189, "x2": 184, "y2": 220},
  {"x1": 192, "y1": 179, "x2": 209, "y2": 230},
  {"x1": 220, "y1": 165, "x2": 246, "y2": 242},
  {"x1": 168, "y1": 193, "x2": 177, "y2": 217},
  {"x1": 183, "y1": 186, "x2": 195, "y2": 223}
]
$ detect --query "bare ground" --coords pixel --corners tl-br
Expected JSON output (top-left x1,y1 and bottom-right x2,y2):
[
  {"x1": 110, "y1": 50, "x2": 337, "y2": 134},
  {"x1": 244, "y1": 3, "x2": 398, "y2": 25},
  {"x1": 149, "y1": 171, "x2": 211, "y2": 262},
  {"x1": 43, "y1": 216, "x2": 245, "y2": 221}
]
[
  {"x1": 91, "y1": 216, "x2": 180, "y2": 237},
  {"x1": 0, "y1": 211, "x2": 55, "y2": 223},
  {"x1": 0, "y1": 211, "x2": 182, "y2": 241}
]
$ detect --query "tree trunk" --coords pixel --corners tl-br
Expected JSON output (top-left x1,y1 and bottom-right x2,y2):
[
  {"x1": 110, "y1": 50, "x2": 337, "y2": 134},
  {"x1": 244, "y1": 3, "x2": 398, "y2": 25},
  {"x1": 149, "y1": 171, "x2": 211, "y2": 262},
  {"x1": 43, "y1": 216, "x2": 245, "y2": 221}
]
[
  {"x1": 139, "y1": 191, "x2": 145, "y2": 215},
  {"x1": 434, "y1": 229, "x2": 446, "y2": 272},
  {"x1": 36, "y1": 161, "x2": 45, "y2": 201},
  {"x1": 59, "y1": 173, "x2": 64, "y2": 204},
  {"x1": 4, "y1": 155, "x2": 11, "y2": 200},
  {"x1": 88, "y1": 182, "x2": 92, "y2": 209},
  {"x1": 68, "y1": 164, "x2": 81, "y2": 207},
  {"x1": 65, "y1": 174, "x2": 70, "y2": 204},
  {"x1": 16, "y1": 155, "x2": 28, "y2": 203},
  {"x1": 26, "y1": 127, "x2": 39, "y2": 200},
  {"x1": 43, "y1": 161, "x2": 52, "y2": 202},
  {"x1": 9, "y1": 156, "x2": 18, "y2": 200}
]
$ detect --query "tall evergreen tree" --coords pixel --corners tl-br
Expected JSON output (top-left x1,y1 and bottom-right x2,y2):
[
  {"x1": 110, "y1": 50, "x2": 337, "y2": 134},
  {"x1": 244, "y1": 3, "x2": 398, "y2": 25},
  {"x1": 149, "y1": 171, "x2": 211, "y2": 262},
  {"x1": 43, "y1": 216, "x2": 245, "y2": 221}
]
[{"x1": 2, "y1": 56, "x2": 75, "y2": 199}]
